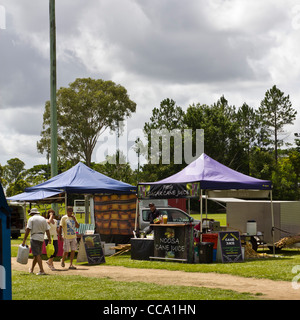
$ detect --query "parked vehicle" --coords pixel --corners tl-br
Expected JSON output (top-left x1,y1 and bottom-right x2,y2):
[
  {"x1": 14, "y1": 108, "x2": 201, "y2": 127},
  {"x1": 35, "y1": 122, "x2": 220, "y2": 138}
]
[
  {"x1": 8, "y1": 202, "x2": 26, "y2": 239},
  {"x1": 139, "y1": 204, "x2": 200, "y2": 232}
]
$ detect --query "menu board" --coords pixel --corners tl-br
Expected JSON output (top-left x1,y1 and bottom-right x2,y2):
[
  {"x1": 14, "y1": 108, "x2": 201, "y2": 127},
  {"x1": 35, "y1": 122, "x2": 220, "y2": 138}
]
[
  {"x1": 82, "y1": 234, "x2": 105, "y2": 265},
  {"x1": 152, "y1": 224, "x2": 194, "y2": 263},
  {"x1": 218, "y1": 231, "x2": 243, "y2": 263}
]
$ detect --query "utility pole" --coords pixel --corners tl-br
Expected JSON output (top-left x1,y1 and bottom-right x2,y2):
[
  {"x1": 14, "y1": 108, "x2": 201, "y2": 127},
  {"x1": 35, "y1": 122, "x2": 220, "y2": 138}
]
[
  {"x1": 49, "y1": 0, "x2": 58, "y2": 213},
  {"x1": 49, "y1": 0, "x2": 58, "y2": 178}
]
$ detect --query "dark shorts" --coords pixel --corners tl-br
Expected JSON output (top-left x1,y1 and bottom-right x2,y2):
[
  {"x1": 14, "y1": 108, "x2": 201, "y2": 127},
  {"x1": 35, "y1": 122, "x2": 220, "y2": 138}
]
[{"x1": 30, "y1": 239, "x2": 43, "y2": 256}]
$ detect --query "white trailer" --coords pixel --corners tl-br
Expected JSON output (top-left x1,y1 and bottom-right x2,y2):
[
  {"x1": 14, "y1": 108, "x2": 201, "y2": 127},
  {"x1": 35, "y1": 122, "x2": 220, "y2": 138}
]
[{"x1": 208, "y1": 198, "x2": 300, "y2": 249}]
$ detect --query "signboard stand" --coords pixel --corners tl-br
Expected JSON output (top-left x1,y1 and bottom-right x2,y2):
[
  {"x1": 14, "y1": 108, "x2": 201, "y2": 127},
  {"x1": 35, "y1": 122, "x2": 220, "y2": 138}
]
[
  {"x1": 150, "y1": 224, "x2": 194, "y2": 263},
  {"x1": 216, "y1": 231, "x2": 243, "y2": 263},
  {"x1": 77, "y1": 234, "x2": 105, "y2": 265}
]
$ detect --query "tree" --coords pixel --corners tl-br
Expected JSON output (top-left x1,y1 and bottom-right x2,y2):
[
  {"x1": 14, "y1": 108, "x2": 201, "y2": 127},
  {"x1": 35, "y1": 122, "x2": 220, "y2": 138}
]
[
  {"x1": 91, "y1": 151, "x2": 135, "y2": 185},
  {"x1": 25, "y1": 164, "x2": 51, "y2": 185},
  {"x1": 142, "y1": 98, "x2": 186, "y2": 181},
  {"x1": 184, "y1": 96, "x2": 247, "y2": 172},
  {"x1": 271, "y1": 157, "x2": 299, "y2": 200},
  {"x1": 259, "y1": 85, "x2": 297, "y2": 164},
  {"x1": 6, "y1": 179, "x2": 30, "y2": 197},
  {"x1": 0, "y1": 164, "x2": 7, "y2": 188},
  {"x1": 2, "y1": 158, "x2": 28, "y2": 196},
  {"x1": 236, "y1": 103, "x2": 260, "y2": 174},
  {"x1": 3, "y1": 158, "x2": 26, "y2": 185},
  {"x1": 37, "y1": 78, "x2": 136, "y2": 167}
]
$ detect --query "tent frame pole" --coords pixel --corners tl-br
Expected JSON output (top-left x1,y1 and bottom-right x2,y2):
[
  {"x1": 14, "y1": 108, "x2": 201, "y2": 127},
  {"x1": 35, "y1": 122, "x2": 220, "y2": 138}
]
[
  {"x1": 270, "y1": 190, "x2": 275, "y2": 256},
  {"x1": 200, "y1": 189, "x2": 203, "y2": 242},
  {"x1": 65, "y1": 192, "x2": 67, "y2": 215},
  {"x1": 134, "y1": 197, "x2": 139, "y2": 233},
  {"x1": 205, "y1": 190, "x2": 208, "y2": 219}
]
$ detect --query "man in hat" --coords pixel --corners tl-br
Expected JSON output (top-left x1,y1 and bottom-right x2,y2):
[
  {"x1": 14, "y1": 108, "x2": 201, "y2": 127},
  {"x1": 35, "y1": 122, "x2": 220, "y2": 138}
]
[{"x1": 22, "y1": 208, "x2": 51, "y2": 275}]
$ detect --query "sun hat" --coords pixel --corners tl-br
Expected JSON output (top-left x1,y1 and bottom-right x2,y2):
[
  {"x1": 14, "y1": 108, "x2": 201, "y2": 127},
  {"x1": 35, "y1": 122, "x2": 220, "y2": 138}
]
[{"x1": 29, "y1": 208, "x2": 40, "y2": 215}]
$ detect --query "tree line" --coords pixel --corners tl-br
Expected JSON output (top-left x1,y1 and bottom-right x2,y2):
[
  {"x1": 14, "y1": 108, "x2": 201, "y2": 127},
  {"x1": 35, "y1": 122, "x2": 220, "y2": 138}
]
[{"x1": 1, "y1": 78, "x2": 299, "y2": 200}]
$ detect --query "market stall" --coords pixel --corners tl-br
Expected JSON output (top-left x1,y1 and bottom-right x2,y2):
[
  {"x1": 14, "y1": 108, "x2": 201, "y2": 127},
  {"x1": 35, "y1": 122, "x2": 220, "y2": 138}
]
[
  {"x1": 7, "y1": 162, "x2": 137, "y2": 251},
  {"x1": 137, "y1": 153, "x2": 273, "y2": 261}
]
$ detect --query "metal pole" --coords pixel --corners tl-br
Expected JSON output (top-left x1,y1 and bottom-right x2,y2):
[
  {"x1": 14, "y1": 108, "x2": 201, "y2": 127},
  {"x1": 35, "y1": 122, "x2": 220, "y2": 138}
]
[
  {"x1": 84, "y1": 194, "x2": 90, "y2": 224},
  {"x1": 49, "y1": 0, "x2": 57, "y2": 178},
  {"x1": 200, "y1": 189, "x2": 203, "y2": 242},
  {"x1": 270, "y1": 190, "x2": 275, "y2": 256},
  {"x1": 49, "y1": 0, "x2": 58, "y2": 213}
]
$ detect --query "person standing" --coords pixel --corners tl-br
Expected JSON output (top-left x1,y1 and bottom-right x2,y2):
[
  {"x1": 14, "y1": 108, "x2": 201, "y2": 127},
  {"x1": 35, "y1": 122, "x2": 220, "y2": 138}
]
[
  {"x1": 58, "y1": 206, "x2": 79, "y2": 270},
  {"x1": 144, "y1": 203, "x2": 161, "y2": 235},
  {"x1": 22, "y1": 208, "x2": 51, "y2": 275},
  {"x1": 44, "y1": 209, "x2": 59, "y2": 270}
]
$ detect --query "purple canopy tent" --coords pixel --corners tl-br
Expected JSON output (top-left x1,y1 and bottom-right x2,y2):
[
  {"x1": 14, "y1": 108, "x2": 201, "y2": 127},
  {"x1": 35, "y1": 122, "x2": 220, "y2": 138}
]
[
  {"x1": 137, "y1": 153, "x2": 274, "y2": 250},
  {"x1": 138, "y1": 153, "x2": 271, "y2": 195}
]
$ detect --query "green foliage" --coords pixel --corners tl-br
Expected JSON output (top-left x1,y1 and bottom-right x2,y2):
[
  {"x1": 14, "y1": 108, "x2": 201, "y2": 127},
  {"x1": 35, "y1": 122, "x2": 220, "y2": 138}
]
[
  {"x1": 142, "y1": 98, "x2": 186, "y2": 181},
  {"x1": 38, "y1": 77, "x2": 136, "y2": 167},
  {"x1": 2, "y1": 84, "x2": 298, "y2": 201},
  {"x1": 184, "y1": 96, "x2": 248, "y2": 172},
  {"x1": 259, "y1": 85, "x2": 297, "y2": 163},
  {"x1": 91, "y1": 151, "x2": 135, "y2": 185}
]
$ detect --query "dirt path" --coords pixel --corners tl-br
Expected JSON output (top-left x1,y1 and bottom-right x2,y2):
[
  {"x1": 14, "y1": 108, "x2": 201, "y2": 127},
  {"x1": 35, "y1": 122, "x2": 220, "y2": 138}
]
[{"x1": 11, "y1": 257, "x2": 300, "y2": 300}]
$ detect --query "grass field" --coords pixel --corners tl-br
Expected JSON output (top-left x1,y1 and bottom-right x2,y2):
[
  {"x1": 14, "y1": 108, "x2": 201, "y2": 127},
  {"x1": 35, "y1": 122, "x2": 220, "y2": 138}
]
[{"x1": 10, "y1": 212, "x2": 300, "y2": 300}]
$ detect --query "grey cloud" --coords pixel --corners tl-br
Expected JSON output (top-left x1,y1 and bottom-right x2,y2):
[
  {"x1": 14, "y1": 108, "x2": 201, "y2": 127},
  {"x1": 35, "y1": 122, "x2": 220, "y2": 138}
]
[
  {"x1": 0, "y1": 27, "x2": 49, "y2": 109},
  {"x1": 84, "y1": 0, "x2": 276, "y2": 84}
]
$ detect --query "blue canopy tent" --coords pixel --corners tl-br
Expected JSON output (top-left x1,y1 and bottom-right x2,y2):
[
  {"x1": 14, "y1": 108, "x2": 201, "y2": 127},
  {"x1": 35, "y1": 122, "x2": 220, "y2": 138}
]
[
  {"x1": 25, "y1": 162, "x2": 136, "y2": 195},
  {"x1": 0, "y1": 182, "x2": 12, "y2": 300},
  {"x1": 8, "y1": 162, "x2": 136, "y2": 203},
  {"x1": 8, "y1": 162, "x2": 137, "y2": 226},
  {"x1": 7, "y1": 189, "x2": 62, "y2": 203}
]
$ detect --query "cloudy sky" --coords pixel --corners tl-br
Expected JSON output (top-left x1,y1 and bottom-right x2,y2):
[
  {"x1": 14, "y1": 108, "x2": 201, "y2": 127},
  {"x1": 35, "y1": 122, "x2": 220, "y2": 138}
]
[{"x1": 1, "y1": 0, "x2": 300, "y2": 169}]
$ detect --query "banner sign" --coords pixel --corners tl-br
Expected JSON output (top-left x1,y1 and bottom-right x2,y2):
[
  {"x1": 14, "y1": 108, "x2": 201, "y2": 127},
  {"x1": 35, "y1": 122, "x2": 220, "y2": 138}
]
[
  {"x1": 138, "y1": 182, "x2": 200, "y2": 199},
  {"x1": 82, "y1": 234, "x2": 105, "y2": 265},
  {"x1": 217, "y1": 231, "x2": 243, "y2": 263}
]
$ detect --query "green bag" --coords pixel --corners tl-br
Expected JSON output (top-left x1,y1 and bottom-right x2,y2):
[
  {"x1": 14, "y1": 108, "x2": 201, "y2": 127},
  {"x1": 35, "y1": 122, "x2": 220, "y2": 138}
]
[{"x1": 46, "y1": 242, "x2": 55, "y2": 258}]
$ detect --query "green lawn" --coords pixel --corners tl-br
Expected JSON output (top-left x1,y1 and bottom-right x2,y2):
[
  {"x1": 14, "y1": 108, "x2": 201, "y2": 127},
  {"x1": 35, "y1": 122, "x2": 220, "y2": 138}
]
[
  {"x1": 191, "y1": 213, "x2": 226, "y2": 226},
  {"x1": 12, "y1": 270, "x2": 258, "y2": 300},
  {"x1": 11, "y1": 211, "x2": 300, "y2": 300}
]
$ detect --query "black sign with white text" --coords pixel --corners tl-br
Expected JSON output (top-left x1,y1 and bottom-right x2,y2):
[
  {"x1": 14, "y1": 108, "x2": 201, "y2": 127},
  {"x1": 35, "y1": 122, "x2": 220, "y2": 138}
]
[{"x1": 218, "y1": 231, "x2": 243, "y2": 263}]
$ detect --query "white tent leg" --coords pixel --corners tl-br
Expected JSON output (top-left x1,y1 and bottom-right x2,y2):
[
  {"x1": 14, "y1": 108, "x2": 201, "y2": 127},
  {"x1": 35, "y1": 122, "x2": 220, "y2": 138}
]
[
  {"x1": 200, "y1": 189, "x2": 203, "y2": 242},
  {"x1": 90, "y1": 196, "x2": 95, "y2": 225},
  {"x1": 205, "y1": 190, "x2": 208, "y2": 219},
  {"x1": 270, "y1": 190, "x2": 275, "y2": 256},
  {"x1": 134, "y1": 198, "x2": 139, "y2": 232},
  {"x1": 65, "y1": 192, "x2": 67, "y2": 214}
]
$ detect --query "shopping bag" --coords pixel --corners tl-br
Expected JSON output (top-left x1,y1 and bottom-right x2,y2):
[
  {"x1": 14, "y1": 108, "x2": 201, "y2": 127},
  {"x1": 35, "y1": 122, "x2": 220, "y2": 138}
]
[
  {"x1": 46, "y1": 243, "x2": 55, "y2": 258},
  {"x1": 17, "y1": 244, "x2": 29, "y2": 264}
]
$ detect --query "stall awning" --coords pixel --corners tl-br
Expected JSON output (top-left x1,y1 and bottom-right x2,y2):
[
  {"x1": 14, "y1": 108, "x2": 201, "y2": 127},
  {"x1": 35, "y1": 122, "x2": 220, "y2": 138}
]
[{"x1": 138, "y1": 153, "x2": 271, "y2": 199}]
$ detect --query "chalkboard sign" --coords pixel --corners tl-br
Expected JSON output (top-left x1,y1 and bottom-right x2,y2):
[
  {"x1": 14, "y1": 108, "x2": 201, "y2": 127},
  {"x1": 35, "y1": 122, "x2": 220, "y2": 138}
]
[
  {"x1": 82, "y1": 234, "x2": 105, "y2": 265},
  {"x1": 218, "y1": 231, "x2": 243, "y2": 263},
  {"x1": 151, "y1": 224, "x2": 194, "y2": 263}
]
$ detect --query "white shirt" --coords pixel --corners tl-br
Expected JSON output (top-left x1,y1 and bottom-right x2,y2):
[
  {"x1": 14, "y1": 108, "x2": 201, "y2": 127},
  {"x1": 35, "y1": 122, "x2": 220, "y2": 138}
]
[
  {"x1": 44, "y1": 219, "x2": 58, "y2": 240},
  {"x1": 27, "y1": 214, "x2": 50, "y2": 242}
]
